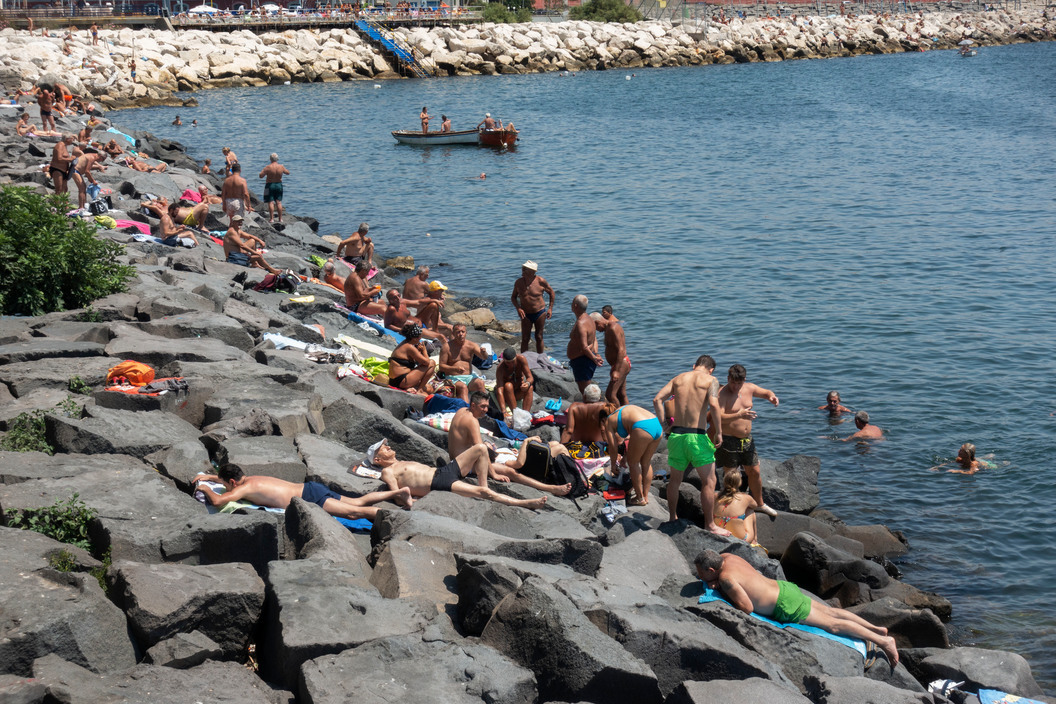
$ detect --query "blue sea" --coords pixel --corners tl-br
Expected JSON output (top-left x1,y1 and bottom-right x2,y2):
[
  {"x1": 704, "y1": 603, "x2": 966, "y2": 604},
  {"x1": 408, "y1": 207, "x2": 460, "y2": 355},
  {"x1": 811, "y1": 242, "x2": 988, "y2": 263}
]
[{"x1": 123, "y1": 39, "x2": 1056, "y2": 690}]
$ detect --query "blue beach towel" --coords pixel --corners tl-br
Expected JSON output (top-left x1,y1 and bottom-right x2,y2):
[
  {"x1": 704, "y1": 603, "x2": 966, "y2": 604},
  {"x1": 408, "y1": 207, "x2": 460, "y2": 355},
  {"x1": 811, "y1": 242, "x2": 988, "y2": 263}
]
[
  {"x1": 979, "y1": 691, "x2": 1045, "y2": 704},
  {"x1": 334, "y1": 517, "x2": 373, "y2": 532},
  {"x1": 106, "y1": 126, "x2": 137, "y2": 145},
  {"x1": 698, "y1": 585, "x2": 867, "y2": 657},
  {"x1": 347, "y1": 309, "x2": 404, "y2": 342}
]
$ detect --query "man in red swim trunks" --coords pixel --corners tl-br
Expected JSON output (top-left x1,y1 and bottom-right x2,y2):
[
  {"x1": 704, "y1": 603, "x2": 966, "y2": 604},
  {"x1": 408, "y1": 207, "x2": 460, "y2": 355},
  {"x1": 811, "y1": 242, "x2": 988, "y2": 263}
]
[{"x1": 695, "y1": 549, "x2": 899, "y2": 667}]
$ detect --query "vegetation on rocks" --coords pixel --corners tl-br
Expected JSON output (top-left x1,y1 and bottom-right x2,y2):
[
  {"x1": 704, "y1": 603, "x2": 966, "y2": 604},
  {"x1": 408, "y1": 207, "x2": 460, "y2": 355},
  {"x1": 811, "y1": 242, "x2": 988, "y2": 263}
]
[
  {"x1": 0, "y1": 185, "x2": 135, "y2": 316},
  {"x1": 569, "y1": 0, "x2": 642, "y2": 23},
  {"x1": 5, "y1": 494, "x2": 97, "y2": 551},
  {"x1": 0, "y1": 409, "x2": 52, "y2": 454},
  {"x1": 482, "y1": 2, "x2": 533, "y2": 23}
]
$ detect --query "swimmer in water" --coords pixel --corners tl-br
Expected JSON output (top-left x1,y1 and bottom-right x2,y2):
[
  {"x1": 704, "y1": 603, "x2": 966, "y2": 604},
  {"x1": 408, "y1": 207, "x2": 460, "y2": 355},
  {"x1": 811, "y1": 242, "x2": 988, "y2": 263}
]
[
  {"x1": 930, "y1": 443, "x2": 995, "y2": 474},
  {"x1": 819, "y1": 390, "x2": 851, "y2": 416}
]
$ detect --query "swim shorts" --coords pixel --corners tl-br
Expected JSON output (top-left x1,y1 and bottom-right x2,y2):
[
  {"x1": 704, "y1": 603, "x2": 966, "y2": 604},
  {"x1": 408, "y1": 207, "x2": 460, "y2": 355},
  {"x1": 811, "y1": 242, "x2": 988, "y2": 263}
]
[
  {"x1": 772, "y1": 580, "x2": 813, "y2": 624},
  {"x1": 301, "y1": 481, "x2": 343, "y2": 508},
  {"x1": 227, "y1": 251, "x2": 250, "y2": 267},
  {"x1": 431, "y1": 458, "x2": 462, "y2": 492},
  {"x1": 264, "y1": 182, "x2": 283, "y2": 203},
  {"x1": 715, "y1": 435, "x2": 758, "y2": 468},
  {"x1": 224, "y1": 198, "x2": 245, "y2": 218},
  {"x1": 568, "y1": 355, "x2": 597, "y2": 383},
  {"x1": 524, "y1": 308, "x2": 545, "y2": 324},
  {"x1": 183, "y1": 212, "x2": 197, "y2": 226},
  {"x1": 667, "y1": 428, "x2": 716, "y2": 471}
]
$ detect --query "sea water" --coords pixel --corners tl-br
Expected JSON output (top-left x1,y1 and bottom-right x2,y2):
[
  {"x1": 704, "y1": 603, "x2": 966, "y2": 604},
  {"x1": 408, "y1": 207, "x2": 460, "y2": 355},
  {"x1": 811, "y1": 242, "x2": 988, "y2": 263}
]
[{"x1": 123, "y1": 39, "x2": 1056, "y2": 689}]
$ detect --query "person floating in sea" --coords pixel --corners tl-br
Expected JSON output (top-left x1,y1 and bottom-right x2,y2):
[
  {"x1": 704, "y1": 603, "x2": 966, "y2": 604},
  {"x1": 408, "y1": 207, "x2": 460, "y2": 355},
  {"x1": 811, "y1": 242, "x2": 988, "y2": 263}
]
[
  {"x1": 717, "y1": 364, "x2": 780, "y2": 518},
  {"x1": 819, "y1": 390, "x2": 851, "y2": 416},
  {"x1": 842, "y1": 411, "x2": 883, "y2": 442},
  {"x1": 931, "y1": 443, "x2": 995, "y2": 474},
  {"x1": 172, "y1": 115, "x2": 182, "y2": 126},
  {"x1": 694, "y1": 549, "x2": 899, "y2": 666},
  {"x1": 511, "y1": 260, "x2": 554, "y2": 354}
]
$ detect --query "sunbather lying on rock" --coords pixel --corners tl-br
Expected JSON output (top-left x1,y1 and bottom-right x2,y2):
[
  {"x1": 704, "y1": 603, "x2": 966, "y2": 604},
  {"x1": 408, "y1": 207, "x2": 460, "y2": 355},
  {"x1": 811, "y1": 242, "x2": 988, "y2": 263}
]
[
  {"x1": 694, "y1": 549, "x2": 899, "y2": 666},
  {"x1": 195, "y1": 465, "x2": 412, "y2": 520},
  {"x1": 449, "y1": 391, "x2": 571, "y2": 496},
  {"x1": 373, "y1": 440, "x2": 548, "y2": 509},
  {"x1": 123, "y1": 156, "x2": 167, "y2": 172}
]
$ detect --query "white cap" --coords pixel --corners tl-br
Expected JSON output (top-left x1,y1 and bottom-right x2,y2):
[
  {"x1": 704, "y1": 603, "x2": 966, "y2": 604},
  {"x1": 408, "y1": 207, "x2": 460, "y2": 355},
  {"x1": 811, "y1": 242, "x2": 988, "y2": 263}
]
[
  {"x1": 366, "y1": 439, "x2": 387, "y2": 465},
  {"x1": 485, "y1": 113, "x2": 490, "y2": 118}
]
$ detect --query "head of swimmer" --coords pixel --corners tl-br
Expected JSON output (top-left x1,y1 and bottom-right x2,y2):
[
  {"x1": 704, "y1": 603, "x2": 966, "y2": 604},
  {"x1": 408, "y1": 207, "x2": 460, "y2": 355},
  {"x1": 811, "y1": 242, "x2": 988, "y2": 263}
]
[
  {"x1": 956, "y1": 443, "x2": 976, "y2": 468},
  {"x1": 825, "y1": 390, "x2": 842, "y2": 411}
]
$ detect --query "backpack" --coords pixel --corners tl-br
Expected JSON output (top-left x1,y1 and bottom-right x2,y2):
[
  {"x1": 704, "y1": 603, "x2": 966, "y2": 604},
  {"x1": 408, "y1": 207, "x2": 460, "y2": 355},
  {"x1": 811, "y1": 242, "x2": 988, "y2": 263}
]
[
  {"x1": 519, "y1": 441, "x2": 551, "y2": 482},
  {"x1": 548, "y1": 453, "x2": 589, "y2": 500},
  {"x1": 106, "y1": 360, "x2": 156, "y2": 387},
  {"x1": 276, "y1": 271, "x2": 300, "y2": 294},
  {"x1": 253, "y1": 274, "x2": 279, "y2": 292}
]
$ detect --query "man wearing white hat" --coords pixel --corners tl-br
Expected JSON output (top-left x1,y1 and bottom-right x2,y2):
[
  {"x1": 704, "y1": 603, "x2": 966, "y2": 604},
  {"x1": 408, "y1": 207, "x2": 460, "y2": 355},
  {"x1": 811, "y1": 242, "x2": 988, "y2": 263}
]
[
  {"x1": 477, "y1": 112, "x2": 501, "y2": 130},
  {"x1": 511, "y1": 260, "x2": 555, "y2": 354}
]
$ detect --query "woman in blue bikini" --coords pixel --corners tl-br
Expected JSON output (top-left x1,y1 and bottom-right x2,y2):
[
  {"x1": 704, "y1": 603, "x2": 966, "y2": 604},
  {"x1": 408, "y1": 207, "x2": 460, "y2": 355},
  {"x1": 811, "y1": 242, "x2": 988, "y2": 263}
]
[
  {"x1": 714, "y1": 468, "x2": 759, "y2": 544},
  {"x1": 599, "y1": 403, "x2": 663, "y2": 506}
]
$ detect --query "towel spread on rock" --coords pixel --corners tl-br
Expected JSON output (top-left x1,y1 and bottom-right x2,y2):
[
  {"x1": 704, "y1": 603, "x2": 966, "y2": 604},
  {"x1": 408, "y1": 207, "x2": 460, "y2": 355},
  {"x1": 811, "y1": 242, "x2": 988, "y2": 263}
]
[
  {"x1": 131, "y1": 233, "x2": 196, "y2": 248},
  {"x1": 180, "y1": 188, "x2": 202, "y2": 203},
  {"x1": 522, "y1": 350, "x2": 566, "y2": 374},
  {"x1": 191, "y1": 477, "x2": 371, "y2": 531},
  {"x1": 979, "y1": 691, "x2": 1045, "y2": 704},
  {"x1": 698, "y1": 585, "x2": 867, "y2": 657},
  {"x1": 113, "y1": 219, "x2": 152, "y2": 235}
]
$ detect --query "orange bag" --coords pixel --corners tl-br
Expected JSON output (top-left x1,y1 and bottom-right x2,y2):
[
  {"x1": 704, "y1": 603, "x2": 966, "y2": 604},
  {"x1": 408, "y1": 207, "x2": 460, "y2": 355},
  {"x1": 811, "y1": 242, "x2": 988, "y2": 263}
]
[{"x1": 106, "y1": 360, "x2": 156, "y2": 387}]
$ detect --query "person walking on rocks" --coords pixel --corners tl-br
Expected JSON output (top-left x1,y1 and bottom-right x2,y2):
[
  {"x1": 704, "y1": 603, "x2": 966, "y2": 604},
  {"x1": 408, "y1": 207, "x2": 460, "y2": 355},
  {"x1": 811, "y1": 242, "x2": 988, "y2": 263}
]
[
  {"x1": 694, "y1": 549, "x2": 899, "y2": 666},
  {"x1": 90, "y1": 22, "x2": 98, "y2": 45},
  {"x1": 653, "y1": 354, "x2": 728, "y2": 531},
  {"x1": 511, "y1": 260, "x2": 554, "y2": 354},
  {"x1": 220, "y1": 163, "x2": 250, "y2": 222},
  {"x1": 717, "y1": 364, "x2": 780, "y2": 518},
  {"x1": 47, "y1": 134, "x2": 76, "y2": 197},
  {"x1": 567, "y1": 294, "x2": 603, "y2": 393},
  {"x1": 195, "y1": 466, "x2": 411, "y2": 520},
  {"x1": 258, "y1": 153, "x2": 289, "y2": 224},
  {"x1": 590, "y1": 312, "x2": 630, "y2": 406},
  {"x1": 375, "y1": 440, "x2": 548, "y2": 509}
]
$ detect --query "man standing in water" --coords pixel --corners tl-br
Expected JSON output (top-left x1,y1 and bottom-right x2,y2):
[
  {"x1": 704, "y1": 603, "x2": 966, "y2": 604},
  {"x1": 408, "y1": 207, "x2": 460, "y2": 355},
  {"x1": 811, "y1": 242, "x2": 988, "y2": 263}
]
[
  {"x1": 567, "y1": 294, "x2": 603, "y2": 393},
  {"x1": 717, "y1": 364, "x2": 780, "y2": 518},
  {"x1": 511, "y1": 260, "x2": 555, "y2": 353},
  {"x1": 258, "y1": 153, "x2": 289, "y2": 224},
  {"x1": 653, "y1": 355, "x2": 727, "y2": 532}
]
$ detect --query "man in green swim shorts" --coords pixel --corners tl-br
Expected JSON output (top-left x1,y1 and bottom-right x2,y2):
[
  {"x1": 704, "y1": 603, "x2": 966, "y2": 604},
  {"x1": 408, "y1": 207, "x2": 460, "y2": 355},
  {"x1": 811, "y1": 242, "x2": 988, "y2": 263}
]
[
  {"x1": 694, "y1": 549, "x2": 900, "y2": 666},
  {"x1": 259, "y1": 153, "x2": 290, "y2": 224},
  {"x1": 653, "y1": 355, "x2": 727, "y2": 532}
]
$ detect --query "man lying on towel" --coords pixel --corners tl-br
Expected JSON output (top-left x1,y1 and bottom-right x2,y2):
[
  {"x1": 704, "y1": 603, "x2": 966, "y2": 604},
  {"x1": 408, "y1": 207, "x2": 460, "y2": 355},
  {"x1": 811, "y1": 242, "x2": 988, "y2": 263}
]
[
  {"x1": 372, "y1": 440, "x2": 548, "y2": 510},
  {"x1": 195, "y1": 465, "x2": 411, "y2": 520},
  {"x1": 694, "y1": 549, "x2": 899, "y2": 666}
]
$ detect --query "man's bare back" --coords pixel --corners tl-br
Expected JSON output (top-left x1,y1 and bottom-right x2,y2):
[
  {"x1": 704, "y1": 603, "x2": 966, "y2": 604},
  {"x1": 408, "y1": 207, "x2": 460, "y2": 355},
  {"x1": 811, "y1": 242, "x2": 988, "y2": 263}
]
[
  {"x1": 665, "y1": 369, "x2": 721, "y2": 434},
  {"x1": 213, "y1": 475, "x2": 302, "y2": 508},
  {"x1": 560, "y1": 401, "x2": 605, "y2": 444}
]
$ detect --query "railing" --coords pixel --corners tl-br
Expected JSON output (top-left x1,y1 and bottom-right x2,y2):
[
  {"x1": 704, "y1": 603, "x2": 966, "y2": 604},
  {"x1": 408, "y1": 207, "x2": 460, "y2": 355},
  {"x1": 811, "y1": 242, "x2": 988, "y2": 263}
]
[{"x1": 355, "y1": 16, "x2": 437, "y2": 77}]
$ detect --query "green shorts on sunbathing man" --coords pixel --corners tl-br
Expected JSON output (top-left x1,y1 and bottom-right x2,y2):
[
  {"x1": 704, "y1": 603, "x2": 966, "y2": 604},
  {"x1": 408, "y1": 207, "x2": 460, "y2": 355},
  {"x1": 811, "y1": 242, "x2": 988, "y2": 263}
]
[
  {"x1": 195, "y1": 465, "x2": 412, "y2": 520},
  {"x1": 694, "y1": 549, "x2": 900, "y2": 667}
]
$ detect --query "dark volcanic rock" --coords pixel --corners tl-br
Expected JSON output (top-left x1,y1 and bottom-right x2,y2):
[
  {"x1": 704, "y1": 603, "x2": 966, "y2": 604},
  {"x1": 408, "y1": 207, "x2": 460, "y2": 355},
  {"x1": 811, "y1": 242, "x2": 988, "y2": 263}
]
[
  {"x1": 0, "y1": 527, "x2": 136, "y2": 678},
  {"x1": 143, "y1": 631, "x2": 225, "y2": 668},
  {"x1": 46, "y1": 405, "x2": 203, "y2": 458},
  {"x1": 285, "y1": 497, "x2": 374, "y2": 569},
  {"x1": 900, "y1": 646, "x2": 1045, "y2": 699},
  {"x1": 668, "y1": 677, "x2": 811, "y2": 703},
  {"x1": 299, "y1": 633, "x2": 537, "y2": 704},
  {"x1": 0, "y1": 340, "x2": 106, "y2": 365},
  {"x1": 108, "y1": 560, "x2": 265, "y2": 657}
]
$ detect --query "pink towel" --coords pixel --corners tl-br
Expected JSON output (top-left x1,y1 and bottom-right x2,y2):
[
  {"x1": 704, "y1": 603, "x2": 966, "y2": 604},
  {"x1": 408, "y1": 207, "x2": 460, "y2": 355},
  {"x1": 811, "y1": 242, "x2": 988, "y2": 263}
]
[
  {"x1": 113, "y1": 219, "x2": 151, "y2": 235},
  {"x1": 180, "y1": 188, "x2": 203, "y2": 203}
]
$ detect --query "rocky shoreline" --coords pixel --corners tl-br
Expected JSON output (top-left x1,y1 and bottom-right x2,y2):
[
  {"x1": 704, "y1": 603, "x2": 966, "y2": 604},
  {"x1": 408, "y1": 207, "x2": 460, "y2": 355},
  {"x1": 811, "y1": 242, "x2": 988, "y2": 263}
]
[
  {"x1": 1, "y1": 104, "x2": 1053, "y2": 701},
  {"x1": 0, "y1": 7, "x2": 1053, "y2": 109}
]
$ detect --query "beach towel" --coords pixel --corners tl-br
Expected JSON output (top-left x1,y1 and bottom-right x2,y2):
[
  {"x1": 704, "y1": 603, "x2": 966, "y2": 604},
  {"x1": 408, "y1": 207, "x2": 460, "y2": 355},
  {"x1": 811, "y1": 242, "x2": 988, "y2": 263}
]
[
  {"x1": 979, "y1": 691, "x2": 1045, "y2": 704},
  {"x1": 423, "y1": 394, "x2": 469, "y2": 415},
  {"x1": 114, "y1": 219, "x2": 151, "y2": 235},
  {"x1": 698, "y1": 586, "x2": 867, "y2": 657},
  {"x1": 180, "y1": 188, "x2": 202, "y2": 203},
  {"x1": 346, "y1": 309, "x2": 403, "y2": 342},
  {"x1": 523, "y1": 351, "x2": 566, "y2": 374},
  {"x1": 106, "y1": 126, "x2": 136, "y2": 145}
]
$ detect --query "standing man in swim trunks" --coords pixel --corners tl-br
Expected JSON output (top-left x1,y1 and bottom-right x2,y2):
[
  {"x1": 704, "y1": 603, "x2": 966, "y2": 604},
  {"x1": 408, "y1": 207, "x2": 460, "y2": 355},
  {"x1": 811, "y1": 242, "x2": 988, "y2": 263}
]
[
  {"x1": 566, "y1": 294, "x2": 604, "y2": 394},
  {"x1": 195, "y1": 465, "x2": 411, "y2": 520},
  {"x1": 590, "y1": 312, "x2": 630, "y2": 406},
  {"x1": 653, "y1": 354, "x2": 727, "y2": 531},
  {"x1": 376, "y1": 440, "x2": 548, "y2": 509},
  {"x1": 90, "y1": 22, "x2": 98, "y2": 45},
  {"x1": 717, "y1": 364, "x2": 780, "y2": 518},
  {"x1": 220, "y1": 163, "x2": 250, "y2": 223},
  {"x1": 258, "y1": 153, "x2": 289, "y2": 225},
  {"x1": 47, "y1": 134, "x2": 76, "y2": 197},
  {"x1": 511, "y1": 260, "x2": 555, "y2": 354},
  {"x1": 694, "y1": 550, "x2": 899, "y2": 666},
  {"x1": 37, "y1": 87, "x2": 56, "y2": 134}
]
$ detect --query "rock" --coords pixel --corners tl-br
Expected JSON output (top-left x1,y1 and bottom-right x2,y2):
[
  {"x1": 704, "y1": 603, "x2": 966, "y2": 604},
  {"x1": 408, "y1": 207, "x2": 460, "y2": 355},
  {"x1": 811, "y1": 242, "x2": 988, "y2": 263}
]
[
  {"x1": 756, "y1": 512, "x2": 865, "y2": 559},
  {"x1": 596, "y1": 528, "x2": 691, "y2": 593},
  {"x1": 370, "y1": 539, "x2": 458, "y2": 609},
  {"x1": 321, "y1": 395, "x2": 446, "y2": 467},
  {"x1": 667, "y1": 677, "x2": 812, "y2": 704},
  {"x1": 285, "y1": 497, "x2": 374, "y2": 570},
  {"x1": 138, "y1": 312, "x2": 254, "y2": 351},
  {"x1": 46, "y1": 405, "x2": 203, "y2": 459},
  {"x1": 448, "y1": 307, "x2": 497, "y2": 329},
  {"x1": 108, "y1": 560, "x2": 265, "y2": 656},
  {"x1": 0, "y1": 340, "x2": 106, "y2": 365},
  {"x1": 200, "y1": 376, "x2": 323, "y2": 437},
  {"x1": 0, "y1": 450, "x2": 147, "y2": 485},
  {"x1": 0, "y1": 356, "x2": 118, "y2": 398},
  {"x1": 804, "y1": 674, "x2": 934, "y2": 703},
  {"x1": 900, "y1": 646, "x2": 1045, "y2": 699},
  {"x1": 837, "y1": 523, "x2": 908, "y2": 559},
  {"x1": 299, "y1": 634, "x2": 537, "y2": 704},
  {"x1": 144, "y1": 440, "x2": 213, "y2": 492},
  {"x1": 530, "y1": 364, "x2": 580, "y2": 402},
  {"x1": 30, "y1": 655, "x2": 285, "y2": 704},
  {"x1": 0, "y1": 673, "x2": 48, "y2": 703},
  {"x1": 143, "y1": 630, "x2": 224, "y2": 668},
  {"x1": 383, "y1": 255, "x2": 414, "y2": 271},
  {"x1": 481, "y1": 577, "x2": 662, "y2": 703},
  {"x1": 0, "y1": 527, "x2": 137, "y2": 677},
  {"x1": 847, "y1": 598, "x2": 948, "y2": 649},
  {"x1": 758, "y1": 455, "x2": 820, "y2": 513},
  {"x1": 586, "y1": 602, "x2": 797, "y2": 697},
  {"x1": 261, "y1": 558, "x2": 434, "y2": 687},
  {"x1": 408, "y1": 488, "x2": 595, "y2": 542},
  {"x1": 216, "y1": 435, "x2": 307, "y2": 483}
]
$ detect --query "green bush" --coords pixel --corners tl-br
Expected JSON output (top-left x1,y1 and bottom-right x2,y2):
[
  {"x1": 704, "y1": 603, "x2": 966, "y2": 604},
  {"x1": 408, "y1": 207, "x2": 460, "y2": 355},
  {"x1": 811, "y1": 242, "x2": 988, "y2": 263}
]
[
  {"x1": 482, "y1": 2, "x2": 512, "y2": 22},
  {"x1": 514, "y1": 7, "x2": 532, "y2": 21},
  {"x1": 0, "y1": 409, "x2": 52, "y2": 454},
  {"x1": 569, "y1": 0, "x2": 641, "y2": 22},
  {"x1": 68, "y1": 376, "x2": 92, "y2": 395},
  {"x1": 5, "y1": 494, "x2": 97, "y2": 551},
  {"x1": 0, "y1": 185, "x2": 135, "y2": 316}
]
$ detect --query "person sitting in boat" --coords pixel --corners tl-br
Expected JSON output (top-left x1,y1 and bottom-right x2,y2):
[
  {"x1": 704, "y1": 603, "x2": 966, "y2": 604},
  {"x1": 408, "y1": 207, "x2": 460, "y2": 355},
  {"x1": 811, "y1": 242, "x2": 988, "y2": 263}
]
[
  {"x1": 440, "y1": 114, "x2": 451, "y2": 133},
  {"x1": 477, "y1": 112, "x2": 501, "y2": 130}
]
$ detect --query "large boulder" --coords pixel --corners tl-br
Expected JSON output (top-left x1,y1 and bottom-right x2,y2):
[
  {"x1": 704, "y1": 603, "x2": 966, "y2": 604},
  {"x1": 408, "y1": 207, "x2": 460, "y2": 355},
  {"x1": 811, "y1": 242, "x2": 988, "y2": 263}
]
[
  {"x1": 46, "y1": 405, "x2": 203, "y2": 458},
  {"x1": 0, "y1": 339, "x2": 106, "y2": 365},
  {"x1": 261, "y1": 558, "x2": 434, "y2": 687},
  {"x1": 757, "y1": 455, "x2": 821, "y2": 513},
  {"x1": 143, "y1": 631, "x2": 225, "y2": 668},
  {"x1": 0, "y1": 527, "x2": 136, "y2": 677},
  {"x1": 321, "y1": 395, "x2": 446, "y2": 467},
  {"x1": 216, "y1": 435, "x2": 307, "y2": 483},
  {"x1": 138, "y1": 312, "x2": 255, "y2": 351},
  {"x1": 480, "y1": 577, "x2": 663, "y2": 703},
  {"x1": 408, "y1": 488, "x2": 595, "y2": 542},
  {"x1": 667, "y1": 677, "x2": 811, "y2": 703},
  {"x1": 900, "y1": 646, "x2": 1045, "y2": 699},
  {"x1": 199, "y1": 375, "x2": 323, "y2": 437},
  {"x1": 299, "y1": 634, "x2": 537, "y2": 704},
  {"x1": 108, "y1": 560, "x2": 265, "y2": 657},
  {"x1": 596, "y1": 528, "x2": 691, "y2": 593},
  {"x1": 847, "y1": 598, "x2": 949, "y2": 649},
  {"x1": 804, "y1": 674, "x2": 935, "y2": 703},
  {"x1": 285, "y1": 497, "x2": 374, "y2": 570}
]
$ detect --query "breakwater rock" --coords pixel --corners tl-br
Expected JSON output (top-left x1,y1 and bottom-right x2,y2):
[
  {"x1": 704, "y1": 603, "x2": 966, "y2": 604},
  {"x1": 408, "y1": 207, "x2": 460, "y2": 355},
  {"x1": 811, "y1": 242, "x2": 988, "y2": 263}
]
[
  {"x1": 0, "y1": 111, "x2": 1051, "y2": 702},
  {"x1": 0, "y1": 8, "x2": 1053, "y2": 109}
]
